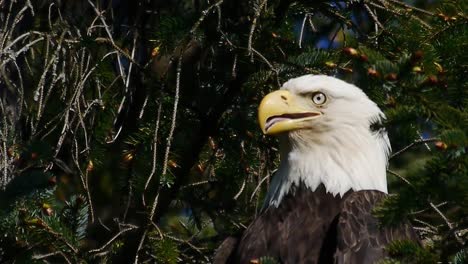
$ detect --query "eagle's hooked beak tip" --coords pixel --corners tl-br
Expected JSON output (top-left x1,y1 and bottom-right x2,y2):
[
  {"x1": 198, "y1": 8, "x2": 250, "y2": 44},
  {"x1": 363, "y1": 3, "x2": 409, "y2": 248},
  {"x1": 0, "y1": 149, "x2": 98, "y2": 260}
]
[{"x1": 258, "y1": 90, "x2": 321, "y2": 135}]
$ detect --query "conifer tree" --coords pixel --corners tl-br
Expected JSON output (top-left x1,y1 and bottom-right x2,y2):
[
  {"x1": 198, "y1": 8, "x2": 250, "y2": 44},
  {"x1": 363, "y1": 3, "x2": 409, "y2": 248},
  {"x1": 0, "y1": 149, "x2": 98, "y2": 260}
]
[{"x1": 0, "y1": 0, "x2": 466, "y2": 263}]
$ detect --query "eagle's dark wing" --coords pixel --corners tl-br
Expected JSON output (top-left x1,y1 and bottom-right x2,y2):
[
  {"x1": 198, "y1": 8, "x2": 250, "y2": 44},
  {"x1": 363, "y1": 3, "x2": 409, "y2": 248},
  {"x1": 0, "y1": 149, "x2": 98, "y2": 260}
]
[
  {"x1": 215, "y1": 184, "x2": 346, "y2": 264},
  {"x1": 334, "y1": 190, "x2": 420, "y2": 264},
  {"x1": 213, "y1": 213, "x2": 278, "y2": 264},
  {"x1": 213, "y1": 236, "x2": 239, "y2": 264}
]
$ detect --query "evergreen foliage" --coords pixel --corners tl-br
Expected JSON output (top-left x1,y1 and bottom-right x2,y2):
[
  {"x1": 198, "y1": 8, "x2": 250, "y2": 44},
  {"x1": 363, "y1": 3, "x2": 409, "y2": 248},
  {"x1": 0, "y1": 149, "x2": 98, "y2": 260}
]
[{"x1": 0, "y1": 0, "x2": 466, "y2": 263}]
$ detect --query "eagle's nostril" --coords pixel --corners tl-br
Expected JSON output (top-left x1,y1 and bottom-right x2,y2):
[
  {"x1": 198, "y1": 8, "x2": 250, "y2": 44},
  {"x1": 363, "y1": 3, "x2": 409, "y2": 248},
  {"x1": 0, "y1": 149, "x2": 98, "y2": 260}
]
[{"x1": 281, "y1": 95, "x2": 287, "y2": 100}]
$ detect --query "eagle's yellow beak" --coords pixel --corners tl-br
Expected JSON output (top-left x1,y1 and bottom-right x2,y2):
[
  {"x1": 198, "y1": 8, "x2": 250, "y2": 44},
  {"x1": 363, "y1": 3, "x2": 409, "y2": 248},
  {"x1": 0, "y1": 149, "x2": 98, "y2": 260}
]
[{"x1": 258, "y1": 90, "x2": 321, "y2": 135}]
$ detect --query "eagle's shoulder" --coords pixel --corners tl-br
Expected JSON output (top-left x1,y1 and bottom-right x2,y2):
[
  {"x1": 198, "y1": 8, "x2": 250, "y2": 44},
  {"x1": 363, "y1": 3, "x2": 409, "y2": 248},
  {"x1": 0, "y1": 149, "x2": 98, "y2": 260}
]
[
  {"x1": 340, "y1": 190, "x2": 386, "y2": 219},
  {"x1": 335, "y1": 190, "x2": 419, "y2": 264}
]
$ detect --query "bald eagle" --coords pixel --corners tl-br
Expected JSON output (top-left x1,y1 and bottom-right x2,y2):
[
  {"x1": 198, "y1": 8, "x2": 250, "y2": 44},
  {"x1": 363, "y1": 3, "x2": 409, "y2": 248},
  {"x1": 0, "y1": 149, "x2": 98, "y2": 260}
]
[{"x1": 214, "y1": 75, "x2": 419, "y2": 263}]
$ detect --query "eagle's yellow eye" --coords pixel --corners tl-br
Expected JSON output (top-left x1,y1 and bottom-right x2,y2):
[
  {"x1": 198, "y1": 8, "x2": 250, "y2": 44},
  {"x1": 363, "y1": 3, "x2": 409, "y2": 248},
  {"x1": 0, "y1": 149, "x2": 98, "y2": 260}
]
[{"x1": 312, "y1": 92, "x2": 327, "y2": 105}]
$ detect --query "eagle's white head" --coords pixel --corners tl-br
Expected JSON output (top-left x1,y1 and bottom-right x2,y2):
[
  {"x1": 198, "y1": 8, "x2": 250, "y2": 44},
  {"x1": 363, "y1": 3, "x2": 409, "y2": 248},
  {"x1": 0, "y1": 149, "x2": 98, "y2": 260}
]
[{"x1": 258, "y1": 75, "x2": 391, "y2": 207}]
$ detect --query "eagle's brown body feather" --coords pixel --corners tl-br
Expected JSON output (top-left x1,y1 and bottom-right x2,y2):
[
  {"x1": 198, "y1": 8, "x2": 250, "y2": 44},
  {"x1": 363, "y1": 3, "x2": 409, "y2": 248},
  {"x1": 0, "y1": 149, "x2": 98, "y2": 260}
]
[{"x1": 214, "y1": 184, "x2": 419, "y2": 264}]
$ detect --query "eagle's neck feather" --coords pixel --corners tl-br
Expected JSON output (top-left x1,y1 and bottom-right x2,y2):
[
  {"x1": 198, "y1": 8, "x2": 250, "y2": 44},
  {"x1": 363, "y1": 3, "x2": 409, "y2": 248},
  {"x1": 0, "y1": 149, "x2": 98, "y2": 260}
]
[{"x1": 264, "y1": 124, "x2": 390, "y2": 208}]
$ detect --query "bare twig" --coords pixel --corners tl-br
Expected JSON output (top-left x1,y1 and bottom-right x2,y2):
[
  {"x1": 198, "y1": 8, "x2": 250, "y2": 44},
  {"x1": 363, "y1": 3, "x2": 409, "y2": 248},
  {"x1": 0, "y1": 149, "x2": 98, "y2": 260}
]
[
  {"x1": 413, "y1": 226, "x2": 438, "y2": 235},
  {"x1": 429, "y1": 201, "x2": 464, "y2": 245},
  {"x1": 138, "y1": 93, "x2": 150, "y2": 119},
  {"x1": 94, "y1": 37, "x2": 141, "y2": 67},
  {"x1": 369, "y1": 1, "x2": 431, "y2": 29},
  {"x1": 136, "y1": 56, "x2": 182, "y2": 263},
  {"x1": 87, "y1": 0, "x2": 127, "y2": 85},
  {"x1": 409, "y1": 202, "x2": 447, "y2": 215},
  {"x1": 229, "y1": 218, "x2": 247, "y2": 229},
  {"x1": 390, "y1": 138, "x2": 439, "y2": 159},
  {"x1": 89, "y1": 225, "x2": 138, "y2": 254},
  {"x1": 191, "y1": 0, "x2": 224, "y2": 34},
  {"x1": 250, "y1": 173, "x2": 272, "y2": 201},
  {"x1": 308, "y1": 15, "x2": 317, "y2": 32},
  {"x1": 148, "y1": 56, "x2": 182, "y2": 220},
  {"x1": 429, "y1": 205, "x2": 448, "y2": 227},
  {"x1": 299, "y1": 14, "x2": 308, "y2": 49},
  {"x1": 134, "y1": 229, "x2": 148, "y2": 264},
  {"x1": 251, "y1": 48, "x2": 276, "y2": 72},
  {"x1": 0, "y1": 37, "x2": 45, "y2": 68},
  {"x1": 413, "y1": 218, "x2": 439, "y2": 231},
  {"x1": 364, "y1": 4, "x2": 384, "y2": 30},
  {"x1": 181, "y1": 180, "x2": 210, "y2": 190},
  {"x1": 251, "y1": 48, "x2": 280, "y2": 87},
  {"x1": 142, "y1": 104, "x2": 162, "y2": 206},
  {"x1": 233, "y1": 179, "x2": 246, "y2": 200},
  {"x1": 150, "y1": 221, "x2": 165, "y2": 239},
  {"x1": 248, "y1": 0, "x2": 268, "y2": 59},
  {"x1": 32, "y1": 251, "x2": 72, "y2": 264},
  {"x1": 32, "y1": 251, "x2": 59, "y2": 260},
  {"x1": 72, "y1": 138, "x2": 95, "y2": 223},
  {"x1": 98, "y1": 218, "x2": 112, "y2": 232},
  {"x1": 164, "y1": 234, "x2": 209, "y2": 261},
  {"x1": 231, "y1": 54, "x2": 238, "y2": 79},
  {"x1": 387, "y1": 169, "x2": 413, "y2": 186},
  {"x1": 40, "y1": 221, "x2": 79, "y2": 254},
  {"x1": 384, "y1": 0, "x2": 434, "y2": 16}
]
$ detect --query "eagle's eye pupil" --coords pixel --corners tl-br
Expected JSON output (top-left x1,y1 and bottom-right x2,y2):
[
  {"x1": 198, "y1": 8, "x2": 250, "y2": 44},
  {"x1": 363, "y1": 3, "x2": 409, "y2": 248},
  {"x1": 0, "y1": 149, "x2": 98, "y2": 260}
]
[{"x1": 312, "y1": 92, "x2": 326, "y2": 105}]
